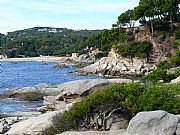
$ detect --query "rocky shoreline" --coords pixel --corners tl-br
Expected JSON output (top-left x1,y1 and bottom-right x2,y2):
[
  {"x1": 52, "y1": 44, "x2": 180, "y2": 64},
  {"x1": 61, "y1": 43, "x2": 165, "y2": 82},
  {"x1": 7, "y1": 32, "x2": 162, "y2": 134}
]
[
  {"x1": 0, "y1": 78, "x2": 133, "y2": 134},
  {"x1": 0, "y1": 51, "x2": 179, "y2": 134},
  {"x1": 0, "y1": 77, "x2": 180, "y2": 134},
  {"x1": 70, "y1": 49, "x2": 156, "y2": 77}
]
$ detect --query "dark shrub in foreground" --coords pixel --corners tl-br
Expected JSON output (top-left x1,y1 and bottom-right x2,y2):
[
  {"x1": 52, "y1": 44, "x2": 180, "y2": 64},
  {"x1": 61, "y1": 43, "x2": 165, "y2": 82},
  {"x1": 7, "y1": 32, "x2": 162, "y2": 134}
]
[{"x1": 44, "y1": 83, "x2": 180, "y2": 134}]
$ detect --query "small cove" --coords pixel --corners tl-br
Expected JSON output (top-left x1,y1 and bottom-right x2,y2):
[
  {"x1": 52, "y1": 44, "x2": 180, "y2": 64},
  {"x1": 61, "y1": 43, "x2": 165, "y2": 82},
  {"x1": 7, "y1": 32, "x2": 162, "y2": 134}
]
[{"x1": 0, "y1": 61, "x2": 100, "y2": 113}]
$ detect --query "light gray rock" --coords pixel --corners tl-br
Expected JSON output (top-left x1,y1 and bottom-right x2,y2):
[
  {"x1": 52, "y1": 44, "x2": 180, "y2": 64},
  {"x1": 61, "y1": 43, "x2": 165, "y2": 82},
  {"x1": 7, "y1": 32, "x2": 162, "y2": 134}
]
[
  {"x1": 42, "y1": 79, "x2": 132, "y2": 111},
  {"x1": 127, "y1": 110, "x2": 180, "y2": 135},
  {"x1": 6, "y1": 118, "x2": 15, "y2": 125},
  {"x1": 57, "y1": 79, "x2": 110, "y2": 96},
  {"x1": 35, "y1": 83, "x2": 49, "y2": 90},
  {"x1": 171, "y1": 76, "x2": 180, "y2": 83},
  {"x1": 1, "y1": 111, "x2": 41, "y2": 118},
  {"x1": 0, "y1": 122, "x2": 9, "y2": 134},
  {"x1": 59, "y1": 129, "x2": 127, "y2": 135},
  {"x1": 176, "y1": 123, "x2": 180, "y2": 135},
  {"x1": 107, "y1": 79, "x2": 132, "y2": 84},
  {"x1": 0, "y1": 124, "x2": 4, "y2": 134},
  {"x1": 43, "y1": 96, "x2": 67, "y2": 110},
  {"x1": 5, "y1": 110, "x2": 63, "y2": 135},
  {"x1": 110, "y1": 116, "x2": 128, "y2": 131},
  {"x1": 79, "y1": 56, "x2": 155, "y2": 77},
  {"x1": 3, "y1": 84, "x2": 61, "y2": 101}
]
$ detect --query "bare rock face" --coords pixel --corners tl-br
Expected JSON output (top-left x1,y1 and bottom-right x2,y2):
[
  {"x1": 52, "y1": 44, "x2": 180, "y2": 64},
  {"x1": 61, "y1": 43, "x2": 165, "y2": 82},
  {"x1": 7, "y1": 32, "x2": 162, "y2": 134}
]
[
  {"x1": 3, "y1": 83, "x2": 60, "y2": 100},
  {"x1": 78, "y1": 56, "x2": 155, "y2": 77},
  {"x1": 74, "y1": 49, "x2": 100, "y2": 64},
  {"x1": 5, "y1": 110, "x2": 63, "y2": 135},
  {"x1": 57, "y1": 79, "x2": 110, "y2": 95},
  {"x1": 42, "y1": 79, "x2": 132, "y2": 111},
  {"x1": 42, "y1": 79, "x2": 110, "y2": 111},
  {"x1": 127, "y1": 110, "x2": 180, "y2": 135}
]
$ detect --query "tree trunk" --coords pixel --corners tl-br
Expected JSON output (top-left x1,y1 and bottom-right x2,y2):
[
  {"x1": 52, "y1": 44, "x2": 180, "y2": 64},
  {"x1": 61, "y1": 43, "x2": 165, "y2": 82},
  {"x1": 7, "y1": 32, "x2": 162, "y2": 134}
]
[
  {"x1": 170, "y1": 12, "x2": 173, "y2": 31},
  {"x1": 151, "y1": 19, "x2": 154, "y2": 37}
]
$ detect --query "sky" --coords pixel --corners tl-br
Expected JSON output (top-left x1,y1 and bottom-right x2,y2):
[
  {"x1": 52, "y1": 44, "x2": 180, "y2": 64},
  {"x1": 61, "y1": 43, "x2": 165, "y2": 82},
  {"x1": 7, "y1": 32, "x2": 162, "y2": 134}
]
[{"x1": 0, "y1": 0, "x2": 139, "y2": 34}]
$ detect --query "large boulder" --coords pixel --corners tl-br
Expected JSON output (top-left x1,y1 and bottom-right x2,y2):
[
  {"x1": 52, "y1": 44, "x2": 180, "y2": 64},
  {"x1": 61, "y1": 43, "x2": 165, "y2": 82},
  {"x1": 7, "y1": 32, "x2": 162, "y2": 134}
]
[
  {"x1": 42, "y1": 79, "x2": 110, "y2": 111},
  {"x1": 42, "y1": 79, "x2": 132, "y2": 111},
  {"x1": 5, "y1": 110, "x2": 63, "y2": 135},
  {"x1": 127, "y1": 110, "x2": 180, "y2": 135},
  {"x1": 3, "y1": 84, "x2": 61, "y2": 100},
  {"x1": 57, "y1": 79, "x2": 110, "y2": 96}
]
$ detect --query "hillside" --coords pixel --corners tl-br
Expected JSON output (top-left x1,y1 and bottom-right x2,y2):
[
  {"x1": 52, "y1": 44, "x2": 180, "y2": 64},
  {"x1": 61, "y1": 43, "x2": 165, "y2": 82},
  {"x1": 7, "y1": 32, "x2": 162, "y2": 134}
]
[{"x1": 0, "y1": 27, "x2": 102, "y2": 57}]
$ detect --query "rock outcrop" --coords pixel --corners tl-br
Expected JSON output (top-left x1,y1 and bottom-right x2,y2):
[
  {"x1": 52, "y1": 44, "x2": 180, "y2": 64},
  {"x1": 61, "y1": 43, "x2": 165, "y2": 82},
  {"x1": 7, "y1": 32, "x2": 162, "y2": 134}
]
[
  {"x1": 127, "y1": 110, "x2": 180, "y2": 135},
  {"x1": 52, "y1": 64, "x2": 70, "y2": 68},
  {"x1": 73, "y1": 49, "x2": 99, "y2": 64},
  {"x1": 6, "y1": 110, "x2": 63, "y2": 135},
  {"x1": 0, "y1": 112, "x2": 41, "y2": 134},
  {"x1": 78, "y1": 57, "x2": 155, "y2": 77},
  {"x1": 41, "y1": 79, "x2": 132, "y2": 111},
  {"x1": 3, "y1": 83, "x2": 60, "y2": 100},
  {"x1": 76, "y1": 48, "x2": 156, "y2": 77}
]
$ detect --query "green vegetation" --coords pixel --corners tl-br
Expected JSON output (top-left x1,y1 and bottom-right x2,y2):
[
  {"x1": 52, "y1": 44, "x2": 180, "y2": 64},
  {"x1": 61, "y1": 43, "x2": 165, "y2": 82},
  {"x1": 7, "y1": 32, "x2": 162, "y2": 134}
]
[
  {"x1": 141, "y1": 50, "x2": 180, "y2": 83},
  {"x1": 141, "y1": 68, "x2": 180, "y2": 83},
  {"x1": 44, "y1": 83, "x2": 180, "y2": 134},
  {"x1": 114, "y1": 41, "x2": 152, "y2": 59},
  {"x1": 0, "y1": 1, "x2": 179, "y2": 59},
  {"x1": 0, "y1": 27, "x2": 102, "y2": 57},
  {"x1": 99, "y1": 0, "x2": 180, "y2": 58},
  {"x1": 170, "y1": 50, "x2": 180, "y2": 67},
  {"x1": 42, "y1": 1, "x2": 180, "y2": 134},
  {"x1": 175, "y1": 30, "x2": 180, "y2": 40}
]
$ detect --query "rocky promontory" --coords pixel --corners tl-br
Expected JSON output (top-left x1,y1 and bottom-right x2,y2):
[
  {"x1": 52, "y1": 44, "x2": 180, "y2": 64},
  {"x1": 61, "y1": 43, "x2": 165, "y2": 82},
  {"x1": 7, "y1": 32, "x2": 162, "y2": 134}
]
[{"x1": 76, "y1": 49, "x2": 156, "y2": 77}]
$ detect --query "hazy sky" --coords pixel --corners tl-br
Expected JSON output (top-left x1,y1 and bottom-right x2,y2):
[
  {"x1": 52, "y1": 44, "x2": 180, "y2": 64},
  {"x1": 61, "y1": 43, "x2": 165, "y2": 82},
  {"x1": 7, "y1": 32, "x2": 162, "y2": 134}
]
[{"x1": 0, "y1": 0, "x2": 139, "y2": 34}]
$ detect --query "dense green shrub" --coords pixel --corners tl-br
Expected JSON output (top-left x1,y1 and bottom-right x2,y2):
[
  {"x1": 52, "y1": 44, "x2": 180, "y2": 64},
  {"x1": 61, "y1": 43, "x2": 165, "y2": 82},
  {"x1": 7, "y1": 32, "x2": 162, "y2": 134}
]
[
  {"x1": 159, "y1": 33, "x2": 166, "y2": 41},
  {"x1": 44, "y1": 82, "x2": 180, "y2": 134},
  {"x1": 94, "y1": 52, "x2": 108, "y2": 59},
  {"x1": 171, "y1": 39, "x2": 180, "y2": 48},
  {"x1": 137, "y1": 84, "x2": 180, "y2": 114},
  {"x1": 170, "y1": 50, "x2": 180, "y2": 67},
  {"x1": 141, "y1": 68, "x2": 180, "y2": 84},
  {"x1": 175, "y1": 30, "x2": 180, "y2": 39},
  {"x1": 44, "y1": 83, "x2": 145, "y2": 134},
  {"x1": 156, "y1": 60, "x2": 170, "y2": 70},
  {"x1": 114, "y1": 41, "x2": 152, "y2": 59}
]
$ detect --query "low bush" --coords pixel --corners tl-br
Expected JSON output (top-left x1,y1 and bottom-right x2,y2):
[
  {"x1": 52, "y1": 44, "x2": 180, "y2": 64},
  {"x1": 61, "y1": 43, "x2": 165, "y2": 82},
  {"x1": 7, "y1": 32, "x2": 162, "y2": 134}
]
[
  {"x1": 114, "y1": 41, "x2": 152, "y2": 59},
  {"x1": 94, "y1": 52, "x2": 107, "y2": 59},
  {"x1": 43, "y1": 83, "x2": 180, "y2": 134},
  {"x1": 156, "y1": 60, "x2": 170, "y2": 70},
  {"x1": 159, "y1": 33, "x2": 166, "y2": 42},
  {"x1": 171, "y1": 39, "x2": 180, "y2": 48},
  {"x1": 141, "y1": 50, "x2": 180, "y2": 84},
  {"x1": 170, "y1": 50, "x2": 180, "y2": 67},
  {"x1": 137, "y1": 84, "x2": 180, "y2": 114},
  {"x1": 141, "y1": 67, "x2": 180, "y2": 84},
  {"x1": 175, "y1": 30, "x2": 180, "y2": 39}
]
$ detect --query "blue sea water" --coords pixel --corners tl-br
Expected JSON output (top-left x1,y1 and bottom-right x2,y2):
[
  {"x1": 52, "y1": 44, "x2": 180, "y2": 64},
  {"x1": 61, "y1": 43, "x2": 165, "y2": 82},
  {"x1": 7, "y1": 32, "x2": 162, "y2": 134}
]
[{"x1": 0, "y1": 61, "x2": 100, "y2": 113}]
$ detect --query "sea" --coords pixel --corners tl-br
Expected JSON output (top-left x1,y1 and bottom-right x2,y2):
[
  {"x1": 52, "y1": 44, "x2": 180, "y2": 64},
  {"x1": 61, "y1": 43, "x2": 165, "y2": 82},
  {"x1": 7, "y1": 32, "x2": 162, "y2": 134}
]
[{"x1": 0, "y1": 61, "x2": 100, "y2": 114}]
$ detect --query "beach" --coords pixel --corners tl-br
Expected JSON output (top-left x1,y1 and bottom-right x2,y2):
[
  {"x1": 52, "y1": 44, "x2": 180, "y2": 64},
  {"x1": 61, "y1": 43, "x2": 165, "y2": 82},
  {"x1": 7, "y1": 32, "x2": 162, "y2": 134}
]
[{"x1": 0, "y1": 56, "x2": 71, "y2": 62}]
